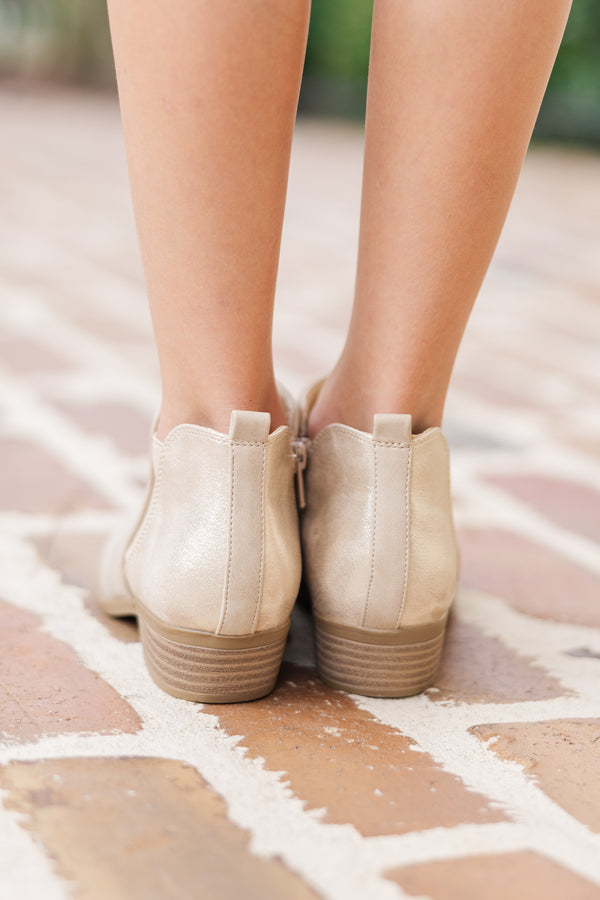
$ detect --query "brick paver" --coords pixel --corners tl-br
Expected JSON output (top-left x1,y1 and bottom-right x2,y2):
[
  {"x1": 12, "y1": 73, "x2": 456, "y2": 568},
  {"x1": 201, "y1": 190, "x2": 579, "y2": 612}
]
[
  {"x1": 212, "y1": 664, "x2": 505, "y2": 836},
  {"x1": 0, "y1": 440, "x2": 109, "y2": 513},
  {"x1": 459, "y1": 529, "x2": 600, "y2": 627},
  {"x1": 0, "y1": 599, "x2": 141, "y2": 743},
  {"x1": 484, "y1": 474, "x2": 600, "y2": 544},
  {"x1": 430, "y1": 618, "x2": 567, "y2": 704},
  {"x1": 0, "y1": 758, "x2": 321, "y2": 900},
  {"x1": 472, "y1": 720, "x2": 600, "y2": 832},
  {"x1": 50, "y1": 400, "x2": 151, "y2": 456},
  {"x1": 387, "y1": 852, "x2": 600, "y2": 900},
  {"x1": 0, "y1": 84, "x2": 599, "y2": 899}
]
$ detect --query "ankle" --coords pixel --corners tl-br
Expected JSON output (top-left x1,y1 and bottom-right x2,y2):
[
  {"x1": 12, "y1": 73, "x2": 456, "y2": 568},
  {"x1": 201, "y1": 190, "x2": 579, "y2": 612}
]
[
  {"x1": 307, "y1": 371, "x2": 444, "y2": 439},
  {"x1": 157, "y1": 385, "x2": 287, "y2": 441}
]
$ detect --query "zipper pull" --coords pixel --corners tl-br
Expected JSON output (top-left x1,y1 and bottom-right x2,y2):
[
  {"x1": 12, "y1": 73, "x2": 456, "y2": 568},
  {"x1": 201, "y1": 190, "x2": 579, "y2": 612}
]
[{"x1": 292, "y1": 437, "x2": 309, "y2": 510}]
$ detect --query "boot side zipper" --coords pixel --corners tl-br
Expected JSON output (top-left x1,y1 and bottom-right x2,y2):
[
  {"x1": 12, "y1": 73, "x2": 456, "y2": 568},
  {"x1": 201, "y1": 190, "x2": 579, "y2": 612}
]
[{"x1": 292, "y1": 437, "x2": 309, "y2": 510}]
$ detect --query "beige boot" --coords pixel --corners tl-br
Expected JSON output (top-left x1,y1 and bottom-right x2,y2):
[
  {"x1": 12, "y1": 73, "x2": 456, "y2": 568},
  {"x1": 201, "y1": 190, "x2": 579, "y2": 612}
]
[
  {"x1": 300, "y1": 381, "x2": 459, "y2": 698},
  {"x1": 98, "y1": 395, "x2": 302, "y2": 703}
]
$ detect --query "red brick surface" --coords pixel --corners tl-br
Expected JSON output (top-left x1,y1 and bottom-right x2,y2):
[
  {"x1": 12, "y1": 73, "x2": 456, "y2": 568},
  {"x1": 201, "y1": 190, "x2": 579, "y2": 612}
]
[
  {"x1": 51, "y1": 400, "x2": 151, "y2": 456},
  {"x1": 1, "y1": 88, "x2": 599, "y2": 899},
  {"x1": 430, "y1": 618, "x2": 568, "y2": 704},
  {"x1": 211, "y1": 664, "x2": 506, "y2": 836},
  {"x1": 0, "y1": 336, "x2": 72, "y2": 372},
  {"x1": 388, "y1": 851, "x2": 600, "y2": 900},
  {"x1": 0, "y1": 440, "x2": 108, "y2": 514},
  {"x1": 459, "y1": 529, "x2": 600, "y2": 627},
  {"x1": 486, "y1": 475, "x2": 600, "y2": 545},
  {"x1": 0, "y1": 599, "x2": 141, "y2": 743},
  {"x1": 0, "y1": 758, "x2": 320, "y2": 900},
  {"x1": 472, "y1": 719, "x2": 600, "y2": 832}
]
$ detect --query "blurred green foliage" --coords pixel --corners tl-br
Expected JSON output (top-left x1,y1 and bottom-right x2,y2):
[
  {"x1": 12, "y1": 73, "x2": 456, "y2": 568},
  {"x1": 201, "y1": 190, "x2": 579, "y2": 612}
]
[
  {"x1": 550, "y1": 0, "x2": 600, "y2": 92},
  {"x1": 0, "y1": 0, "x2": 114, "y2": 85},
  {"x1": 300, "y1": 0, "x2": 373, "y2": 116},
  {"x1": 305, "y1": 0, "x2": 373, "y2": 80},
  {"x1": 537, "y1": 0, "x2": 600, "y2": 142},
  {"x1": 0, "y1": 0, "x2": 598, "y2": 140},
  {"x1": 301, "y1": 0, "x2": 600, "y2": 141}
]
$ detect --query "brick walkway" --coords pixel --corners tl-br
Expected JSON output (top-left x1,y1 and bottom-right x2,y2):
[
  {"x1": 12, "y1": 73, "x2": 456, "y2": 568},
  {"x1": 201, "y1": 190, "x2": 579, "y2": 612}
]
[{"x1": 1, "y1": 84, "x2": 600, "y2": 900}]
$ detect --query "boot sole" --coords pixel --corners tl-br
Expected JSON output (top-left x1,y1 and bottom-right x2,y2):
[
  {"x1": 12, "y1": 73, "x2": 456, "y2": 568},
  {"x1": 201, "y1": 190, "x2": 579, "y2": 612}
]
[
  {"x1": 314, "y1": 614, "x2": 447, "y2": 698},
  {"x1": 138, "y1": 603, "x2": 289, "y2": 703}
]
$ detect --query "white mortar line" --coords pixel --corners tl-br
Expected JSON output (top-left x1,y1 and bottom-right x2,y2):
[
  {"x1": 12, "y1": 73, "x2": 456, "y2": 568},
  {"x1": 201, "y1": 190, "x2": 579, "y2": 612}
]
[
  {"x1": 0, "y1": 533, "x2": 411, "y2": 900},
  {"x1": 0, "y1": 510, "x2": 119, "y2": 538},
  {"x1": 451, "y1": 476, "x2": 600, "y2": 575},
  {"x1": 447, "y1": 388, "x2": 600, "y2": 464},
  {"x1": 0, "y1": 372, "x2": 141, "y2": 509},
  {"x1": 2, "y1": 528, "x2": 600, "y2": 895},
  {"x1": 357, "y1": 696, "x2": 600, "y2": 887},
  {"x1": 0, "y1": 287, "x2": 156, "y2": 407},
  {"x1": 0, "y1": 796, "x2": 73, "y2": 900},
  {"x1": 453, "y1": 588, "x2": 600, "y2": 699},
  {"x1": 363, "y1": 822, "x2": 547, "y2": 868},
  {"x1": 453, "y1": 444, "x2": 600, "y2": 488}
]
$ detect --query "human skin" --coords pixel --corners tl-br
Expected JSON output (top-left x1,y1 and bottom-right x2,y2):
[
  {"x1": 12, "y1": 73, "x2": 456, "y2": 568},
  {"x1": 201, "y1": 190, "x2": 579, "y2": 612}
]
[
  {"x1": 106, "y1": 0, "x2": 311, "y2": 438},
  {"x1": 308, "y1": 0, "x2": 573, "y2": 436},
  {"x1": 106, "y1": 0, "x2": 572, "y2": 439}
]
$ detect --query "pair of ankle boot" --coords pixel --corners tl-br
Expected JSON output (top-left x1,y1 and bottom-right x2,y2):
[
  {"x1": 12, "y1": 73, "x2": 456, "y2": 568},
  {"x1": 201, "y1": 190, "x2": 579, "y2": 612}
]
[{"x1": 98, "y1": 383, "x2": 459, "y2": 703}]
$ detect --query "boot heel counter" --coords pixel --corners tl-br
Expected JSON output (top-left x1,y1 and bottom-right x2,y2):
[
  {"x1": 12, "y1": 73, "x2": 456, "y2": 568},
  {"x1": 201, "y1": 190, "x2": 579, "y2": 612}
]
[
  {"x1": 400, "y1": 429, "x2": 458, "y2": 628},
  {"x1": 256, "y1": 429, "x2": 302, "y2": 631},
  {"x1": 125, "y1": 428, "x2": 231, "y2": 631},
  {"x1": 362, "y1": 415, "x2": 413, "y2": 630},
  {"x1": 302, "y1": 429, "x2": 374, "y2": 628},
  {"x1": 216, "y1": 411, "x2": 272, "y2": 635},
  {"x1": 221, "y1": 415, "x2": 301, "y2": 635}
]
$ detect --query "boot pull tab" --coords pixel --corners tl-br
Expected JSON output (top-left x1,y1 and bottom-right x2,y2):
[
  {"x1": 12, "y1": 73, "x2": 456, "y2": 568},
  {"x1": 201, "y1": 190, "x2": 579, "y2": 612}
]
[
  {"x1": 229, "y1": 410, "x2": 271, "y2": 442},
  {"x1": 373, "y1": 414, "x2": 412, "y2": 444}
]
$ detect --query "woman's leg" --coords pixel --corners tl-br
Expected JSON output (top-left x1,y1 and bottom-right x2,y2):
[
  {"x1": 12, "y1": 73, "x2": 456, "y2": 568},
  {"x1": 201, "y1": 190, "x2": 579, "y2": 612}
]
[
  {"x1": 101, "y1": 2, "x2": 310, "y2": 703},
  {"x1": 106, "y1": 0, "x2": 311, "y2": 439},
  {"x1": 309, "y1": 0, "x2": 572, "y2": 437}
]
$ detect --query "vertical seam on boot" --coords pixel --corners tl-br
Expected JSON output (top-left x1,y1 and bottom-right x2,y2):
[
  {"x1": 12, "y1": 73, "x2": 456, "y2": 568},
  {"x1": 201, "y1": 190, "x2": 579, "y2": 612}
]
[
  {"x1": 395, "y1": 443, "x2": 412, "y2": 629},
  {"x1": 251, "y1": 442, "x2": 267, "y2": 633},
  {"x1": 362, "y1": 442, "x2": 378, "y2": 628},
  {"x1": 218, "y1": 443, "x2": 235, "y2": 634}
]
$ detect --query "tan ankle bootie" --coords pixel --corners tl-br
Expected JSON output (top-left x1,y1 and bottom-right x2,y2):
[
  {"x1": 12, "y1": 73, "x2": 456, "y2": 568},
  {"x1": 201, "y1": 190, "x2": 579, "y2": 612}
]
[
  {"x1": 98, "y1": 395, "x2": 302, "y2": 703},
  {"x1": 300, "y1": 382, "x2": 459, "y2": 698}
]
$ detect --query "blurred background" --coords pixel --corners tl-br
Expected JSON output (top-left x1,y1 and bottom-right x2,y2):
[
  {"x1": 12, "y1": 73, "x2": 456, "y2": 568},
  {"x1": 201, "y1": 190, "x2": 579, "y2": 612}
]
[
  {"x1": 0, "y1": 8, "x2": 599, "y2": 898},
  {"x1": 0, "y1": 0, "x2": 599, "y2": 142}
]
